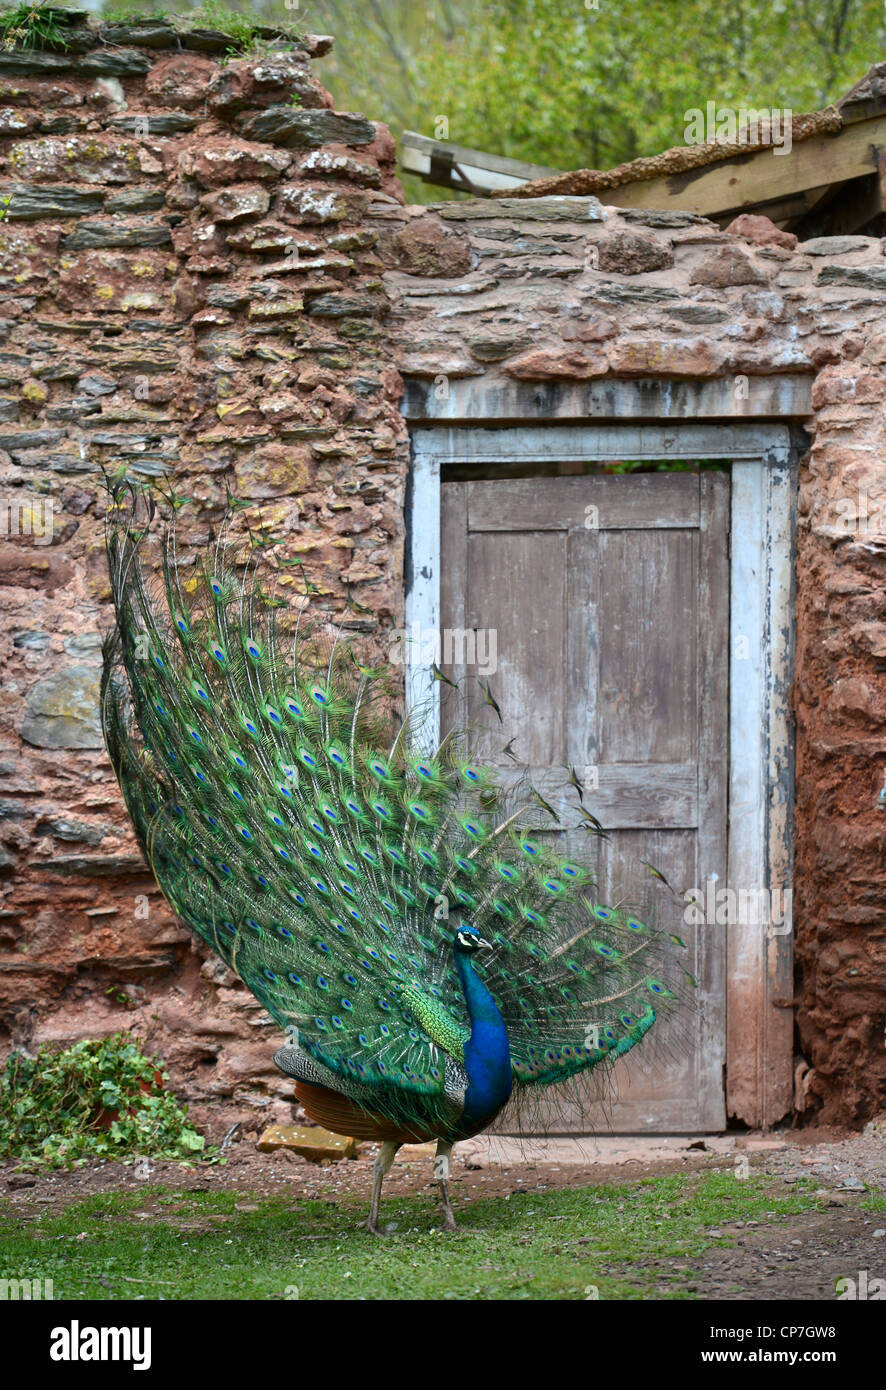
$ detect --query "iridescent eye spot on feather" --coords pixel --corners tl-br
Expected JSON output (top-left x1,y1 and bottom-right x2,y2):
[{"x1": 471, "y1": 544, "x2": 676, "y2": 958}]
[
  {"x1": 266, "y1": 808, "x2": 285, "y2": 828},
  {"x1": 307, "y1": 817, "x2": 325, "y2": 837},
  {"x1": 461, "y1": 817, "x2": 484, "y2": 839},
  {"x1": 369, "y1": 759, "x2": 389, "y2": 781},
  {"x1": 358, "y1": 846, "x2": 377, "y2": 865},
  {"x1": 456, "y1": 890, "x2": 475, "y2": 907},
  {"x1": 453, "y1": 855, "x2": 474, "y2": 876},
  {"x1": 327, "y1": 745, "x2": 347, "y2": 768},
  {"x1": 284, "y1": 696, "x2": 304, "y2": 719},
  {"x1": 275, "y1": 846, "x2": 291, "y2": 861},
  {"x1": 265, "y1": 704, "x2": 282, "y2": 725},
  {"x1": 596, "y1": 943, "x2": 614, "y2": 957},
  {"x1": 319, "y1": 804, "x2": 338, "y2": 822},
  {"x1": 192, "y1": 682, "x2": 210, "y2": 703},
  {"x1": 288, "y1": 973, "x2": 301, "y2": 986},
  {"x1": 310, "y1": 684, "x2": 330, "y2": 707},
  {"x1": 543, "y1": 878, "x2": 564, "y2": 895},
  {"x1": 245, "y1": 640, "x2": 262, "y2": 663},
  {"x1": 345, "y1": 798, "x2": 363, "y2": 817},
  {"x1": 628, "y1": 920, "x2": 645, "y2": 931},
  {"x1": 242, "y1": 714, "x2": 258, "y2": 736},
  {"x1": 316, "y1": 976, "x2": 329, "y2": 989},
  {"x1": 298, "y1": 747, "x2": 317, "y2": 769},
  {"x1": 210, "y1": 579, "x2": 224, "y2": 598},
  {"x1": 311, "y1": 877, "x2": 328, "y2": 894},
  {"x1": 496, "y1": 862, "x2": 517, "y2": 881},
  {"x1": 175, "y1": 615, "x2": 188, "y2": 635},
  {"x1": 192, "y1": 768, "x2": 208, "y2": 785},
  {"x1": 228, "y1": 784, "x2": 243, "y2": 801},
  {"x1": 277, "y1": 782, "x2": 292, "y2": 798},
  {"x1": 417, "y1": 846, "x2": 437, "y2": 867},
  {"x1": 372, "y1": 800, "x2": 392, "y2": 821},
  {"x1": 305, "y1": 841, "x2": 323, "y2": 860},
  {"x1": 154, "y1": 701, "x2": 166, "y2": 718},
  {"x1": 237, "y1": 825, "x2": 253, "y2": 841},
  {"x1": 152, "y1": 653, "x2": 164, "y2": 669},
  {"x1": 594, "y1": 907, "x2": 611, "y2": 920},
  {"x1": 289, "y1": 891, "x2": 307, "y2": 906},
  {"x1": 408, "y1": 801, "x2": 430, "y2": 821},
  {"x1": 210, "y1": 644, "x2": 226, "y2": 665},
  {"x1": 519, "y1": 838, "x2": 539, "y2": 856},
  {"x1": 229, "y1": 749, "x2": 248, "y2": 771},
  {"x1": 560, "y1": 862, "x2": 582, "y2": 879},
  {"x1": 461, "y1": 764, "x2": 482, "y2": 783},
  {"x1": 186, "y1": 726, "x2": 202, "y2": 744}
]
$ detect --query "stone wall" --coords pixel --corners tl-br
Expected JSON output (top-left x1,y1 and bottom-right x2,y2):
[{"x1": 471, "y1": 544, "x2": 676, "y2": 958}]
[
  {"x1": 0, "y1": 15, "x2": 884, "y2": 1131},
  {"x1": 0, "y1": 16, "x2": 409, "y2": 1136}
]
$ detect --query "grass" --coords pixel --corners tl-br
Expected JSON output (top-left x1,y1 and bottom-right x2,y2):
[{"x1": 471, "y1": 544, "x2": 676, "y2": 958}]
[{"x1": 0, "y1": 1171, "x2": 854, "y2": 1301}]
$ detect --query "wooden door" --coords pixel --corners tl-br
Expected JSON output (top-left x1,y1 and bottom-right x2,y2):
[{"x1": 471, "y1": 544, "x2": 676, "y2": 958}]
[{"x1": 440, "y1": 470, "x2": 729, "y2": 1132}]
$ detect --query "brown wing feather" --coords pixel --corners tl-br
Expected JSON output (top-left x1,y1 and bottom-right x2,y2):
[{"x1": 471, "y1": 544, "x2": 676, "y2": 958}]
[{"x1": 294, "y1": 1080, "x2": 442, "y2": 1144}]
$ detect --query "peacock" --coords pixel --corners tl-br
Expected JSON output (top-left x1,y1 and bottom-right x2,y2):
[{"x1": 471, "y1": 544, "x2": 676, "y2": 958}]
[{"x1": 101, "y1": 479, "x2": 693, "y2": 1233}]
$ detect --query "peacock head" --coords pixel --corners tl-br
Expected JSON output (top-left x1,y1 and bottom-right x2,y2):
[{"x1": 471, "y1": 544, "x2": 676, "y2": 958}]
[{"x1": 454, "y1": 925, "x2": 492, "y2": 954}]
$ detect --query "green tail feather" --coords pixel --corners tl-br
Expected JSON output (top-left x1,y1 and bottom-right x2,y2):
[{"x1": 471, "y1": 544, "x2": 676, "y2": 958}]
[{"x1": 102, "y1": 481, "x2": 694, "y2": 1127}]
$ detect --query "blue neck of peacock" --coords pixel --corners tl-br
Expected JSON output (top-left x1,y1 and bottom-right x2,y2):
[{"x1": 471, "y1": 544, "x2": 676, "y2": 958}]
[{"x1": 454, "y1": 949, "x2": 513, "y2": 1133}]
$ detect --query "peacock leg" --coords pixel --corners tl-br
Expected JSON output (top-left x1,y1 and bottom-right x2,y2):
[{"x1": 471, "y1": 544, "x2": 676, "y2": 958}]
[
  {"x1": 434, "y1": 1140, "x2": 457, "y2": 1231},
  {"x1": 365, "y1": 1140, "x2": 399, "y2": 1235}
]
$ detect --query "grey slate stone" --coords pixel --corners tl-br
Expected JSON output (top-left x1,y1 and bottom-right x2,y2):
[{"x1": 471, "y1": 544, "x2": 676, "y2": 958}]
[
  {"x1": 62, "y1": 220, "x2": 172, "y2": 250},
  {"x1": 2, "y1": 185, "x2": 104, "y2": 221},
  {"x1": 106, "y1": 188, "x2": 166, "y2": 214},
  {"x1": 0, "y1": 50, "x2": 71, "y2": 75},
  {"x1": 13, "y1": 631, "x2": 50, "y2": 650},
  {"x1": 799, "y1": 236, "x2": 877, "y2": 256},
  {"x1": 98, "y1": 21, "x2": 177, "y2": 48},
  {"x1": 108, "y1": 114, "x2": 200, "y2": 135},
  {"x1": 241, "y1": 107, "x2": 376, "y2": 148},
  {"x1": 439, "y1": 196, "x2": 606, "y2": 222},
  {"x1": 75, "y1": 49, "x2": 151, "y2": 76},
  {"x1": 816, "y1": 265, "x2": 886, "y2": 288},
  {"x1": 34, "y1": 816, "x2": 106, "y2": 845},
  {"x1": 20, "y1": 665, "x2": 103, "y2": 750}
]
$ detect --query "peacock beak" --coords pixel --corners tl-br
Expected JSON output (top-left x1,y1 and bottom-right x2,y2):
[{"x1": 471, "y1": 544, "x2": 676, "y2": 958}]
[{"x1": 477, "y1": 937, "x2": 493, "y2": 949}]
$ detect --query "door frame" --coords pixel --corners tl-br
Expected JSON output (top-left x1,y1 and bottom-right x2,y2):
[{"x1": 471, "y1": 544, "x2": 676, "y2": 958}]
[{"x1": 405, "y1": 420, "x2": 797, "y2": 1130}]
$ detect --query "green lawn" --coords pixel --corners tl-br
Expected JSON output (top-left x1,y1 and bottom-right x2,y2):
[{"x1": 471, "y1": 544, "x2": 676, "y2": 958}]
[{"x1": 2, "y1": 1170, "x2": 868, "y2": 1300}]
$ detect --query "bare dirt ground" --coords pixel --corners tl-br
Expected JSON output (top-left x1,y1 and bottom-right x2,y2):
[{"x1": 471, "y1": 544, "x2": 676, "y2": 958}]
[{"x1": 3, "y1": 1120, "x2": 884, "y2": 1299}]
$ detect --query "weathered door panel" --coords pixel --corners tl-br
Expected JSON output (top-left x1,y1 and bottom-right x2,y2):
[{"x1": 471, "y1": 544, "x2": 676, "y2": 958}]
[{"x1": 441, "y1": 470, "x2": 729, "y2": 1132}]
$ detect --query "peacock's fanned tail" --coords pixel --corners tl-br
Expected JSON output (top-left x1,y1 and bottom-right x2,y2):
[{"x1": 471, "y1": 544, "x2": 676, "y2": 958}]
[{"x1": 102, "y1": 481, "x2": 695, "y2": 1131}]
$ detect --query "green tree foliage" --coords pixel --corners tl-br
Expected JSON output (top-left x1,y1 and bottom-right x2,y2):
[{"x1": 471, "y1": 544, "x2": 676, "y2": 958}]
[{"x1": 97, "y1": 0, "x2": 886, "y2": 196}]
